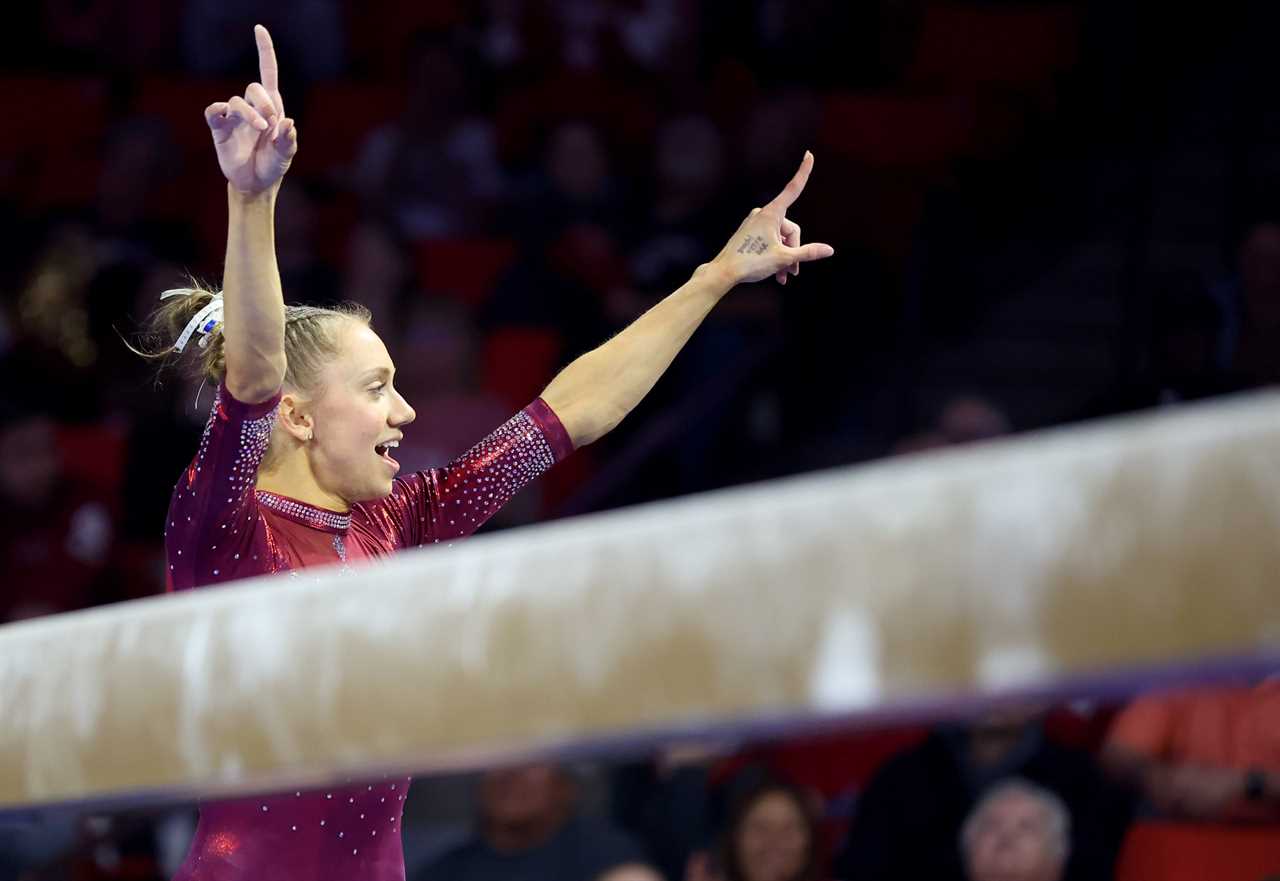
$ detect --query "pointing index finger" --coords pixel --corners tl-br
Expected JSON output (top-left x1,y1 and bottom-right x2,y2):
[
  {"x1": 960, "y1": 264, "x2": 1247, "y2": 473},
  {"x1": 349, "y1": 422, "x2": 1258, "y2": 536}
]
[
  {"x1": 255, "y1": 24, "x2": 279, "y2": 95},
  {"x1": 767, "y1": 150, "x2": 815, "y2": 213}
]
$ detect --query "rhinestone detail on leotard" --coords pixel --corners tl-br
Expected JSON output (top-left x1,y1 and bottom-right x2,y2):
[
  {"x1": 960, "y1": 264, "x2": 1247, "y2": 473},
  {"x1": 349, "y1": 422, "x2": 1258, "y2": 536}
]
[{"x1": 256, "y1": 491, "x2": 351, "y2": 533}]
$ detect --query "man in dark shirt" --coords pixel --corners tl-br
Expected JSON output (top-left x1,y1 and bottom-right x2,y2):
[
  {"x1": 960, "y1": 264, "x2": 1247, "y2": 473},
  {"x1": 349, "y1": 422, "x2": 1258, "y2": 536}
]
[
  {"x1": 415, "y1": 763, "x2": 646, "y2": 881},
  {"x1": 833, "y1": 710, "x2": 1132, "y2": 881}
]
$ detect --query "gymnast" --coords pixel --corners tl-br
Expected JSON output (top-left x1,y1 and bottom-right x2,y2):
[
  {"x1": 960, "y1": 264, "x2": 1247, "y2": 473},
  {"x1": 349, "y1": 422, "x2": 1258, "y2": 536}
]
[{"x1": 141, "y1": 23, "x2": 833, "y2": 881}]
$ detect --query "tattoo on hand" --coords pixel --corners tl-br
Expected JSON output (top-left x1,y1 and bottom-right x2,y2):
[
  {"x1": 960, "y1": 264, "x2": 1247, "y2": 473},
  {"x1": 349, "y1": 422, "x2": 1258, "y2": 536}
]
[{"x1": 736, "y1": 235, "x2": 768, "y2": 255}]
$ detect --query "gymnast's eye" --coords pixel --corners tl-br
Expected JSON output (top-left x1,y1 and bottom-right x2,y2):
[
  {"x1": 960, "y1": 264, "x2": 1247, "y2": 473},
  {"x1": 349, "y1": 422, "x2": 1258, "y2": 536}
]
[{"x1": 368, "y1": 383, "x2": 386, "y2": 397}]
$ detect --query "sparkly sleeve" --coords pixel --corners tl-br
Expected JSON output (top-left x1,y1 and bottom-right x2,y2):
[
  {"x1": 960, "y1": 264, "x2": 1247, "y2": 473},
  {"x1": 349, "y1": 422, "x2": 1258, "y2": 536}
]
[
  {"x1": 164, "y1": 384, "x2": 280, "y2": 591},
  {"x1": 357, "y1": 398, "x2": 573, "y2": 548}
]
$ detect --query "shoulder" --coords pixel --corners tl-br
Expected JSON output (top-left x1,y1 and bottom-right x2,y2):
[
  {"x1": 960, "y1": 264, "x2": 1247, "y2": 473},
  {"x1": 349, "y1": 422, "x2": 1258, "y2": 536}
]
[
  {"x1": 851, "y1": 733, "x2": 958, "y2": 810},
  {"x1": 214, "y1": 372, "x2": 282, "y2": 416},
  {"x1": 872, "y1": 732, "x2": 951, "y2": 779}
]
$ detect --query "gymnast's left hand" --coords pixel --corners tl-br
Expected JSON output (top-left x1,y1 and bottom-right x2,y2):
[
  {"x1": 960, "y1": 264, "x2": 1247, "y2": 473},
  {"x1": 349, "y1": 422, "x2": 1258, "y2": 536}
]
[{"x1": 708, "y1": 150, "x2": 835, "y2": 287}]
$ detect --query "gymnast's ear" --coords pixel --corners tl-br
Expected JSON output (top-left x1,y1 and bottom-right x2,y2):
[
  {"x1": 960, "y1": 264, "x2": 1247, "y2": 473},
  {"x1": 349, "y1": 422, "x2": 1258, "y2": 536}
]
[{"x1": 276, "y1": 392, "x2": 314, "y2": 444}]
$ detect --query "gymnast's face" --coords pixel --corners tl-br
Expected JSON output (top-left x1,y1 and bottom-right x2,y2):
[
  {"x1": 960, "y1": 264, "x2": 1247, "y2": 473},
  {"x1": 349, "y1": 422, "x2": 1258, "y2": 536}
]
[{"x1": 303, "y1": 322, "x2": 417, "y2": 503}]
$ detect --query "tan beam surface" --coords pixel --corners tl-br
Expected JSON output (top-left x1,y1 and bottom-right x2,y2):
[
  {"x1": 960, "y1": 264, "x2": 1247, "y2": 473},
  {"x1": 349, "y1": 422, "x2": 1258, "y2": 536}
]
[{"x1": 2, "y1": 393, "x2": 1280, "y2": 808}]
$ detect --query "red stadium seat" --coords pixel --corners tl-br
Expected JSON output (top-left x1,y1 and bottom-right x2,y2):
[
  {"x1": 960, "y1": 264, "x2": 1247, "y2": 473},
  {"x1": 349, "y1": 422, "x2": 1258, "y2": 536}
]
[
  {"x1": 1115, "y1": 821, "x2": 1280, "y2": 881},
  {"x1": 710, "y1": 726, "x2": 930, "y2": 797},
  {"x1": 481, "y1": 327, "x2": 563, "y2": 411},
  {"x1": 906, "y1": 4, "x2": 1081, "y2": 92},
  {"x1": 414, "y1": 237, "x2": 519, "y2": 306}
]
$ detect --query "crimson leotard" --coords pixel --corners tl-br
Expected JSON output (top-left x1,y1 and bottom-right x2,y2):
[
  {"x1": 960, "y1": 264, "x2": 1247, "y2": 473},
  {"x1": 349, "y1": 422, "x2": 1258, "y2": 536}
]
[{"x1": 165, "y1": 384, "x2": 572, "y2": 881}]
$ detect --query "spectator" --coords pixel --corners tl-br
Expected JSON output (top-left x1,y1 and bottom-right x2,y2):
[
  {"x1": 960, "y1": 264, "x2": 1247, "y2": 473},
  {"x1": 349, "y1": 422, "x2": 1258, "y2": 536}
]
[
  {"x1": 700, "y1": 0, "x2": 880, "y2": 89},
  {"x1": 960, "y1": 779, "x2": 1070, "y2": 881},
  {"x1": 610, "y1": 745, "x2": 725, "y2": 881},
  {"x1": 688, "y1": 779, "x2": 823, "y2": 881},
  {"x1": 274, "y1": 182, "x2": 340, "y2": 306},
  {"x1": 476, "y1": 0, "x2": 687, "y2": 78},
  {"x1": 0, "y1": 809, "x2": 79, "y2": 880},
  {"x1": 505, "y1": 119, "x2": 634, "y2": 246},
  {"x1": 614, "y1": 111, "x2": 782, "y2": 494},
  {"x1": 1080, "y1": 269, "x2": 1243, "y2": 419},
  {"x1": 832, "y1": 709, "x2": 1130, "y2": 881},
  {"x1": 415, "y1": 763, "x2": 646, "y2": 881},
  {"x1": 1101, "y1": 677, "x2": 1280, "y2": 822},
  {"x1": 737, "y1": 89, "x2": 820, "y2": 212},
  {"x1": 353, "y1": 31, "x2": 502, "y2": 238},
  {"x1": 74, "y1": 117, "x2": 198, "y2": 398},
  {"x1": 482, "y1": 118, "x2": 632, "y2": 360},
  {"x1": 626, "y1": 113, "x2": 732, "y2": 319},
  {"x1": 339, "y1": 218, "x2": 417, "y2": 322},
  {"x1": 92, "y1": 116, "x2": 195, "y2": 265},
  {"x1": 388, "y1": 299, "x2": 511, "y2": 482}
]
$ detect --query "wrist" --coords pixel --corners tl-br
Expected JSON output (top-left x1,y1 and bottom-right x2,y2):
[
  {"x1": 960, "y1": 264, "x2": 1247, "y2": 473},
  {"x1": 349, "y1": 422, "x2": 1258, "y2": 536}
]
[
  {"x1": 227, "y1": 181, "x2": 279, "y2": 206},
  {"x1": 693, "y1": 260, "x2": 737, "y2": 299}
]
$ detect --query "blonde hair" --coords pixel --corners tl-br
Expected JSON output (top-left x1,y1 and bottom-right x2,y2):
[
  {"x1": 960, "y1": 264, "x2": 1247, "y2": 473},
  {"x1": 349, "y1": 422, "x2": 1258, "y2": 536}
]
[{"x1": 131, "y1": 280, "x2": 372, "y2": 396}]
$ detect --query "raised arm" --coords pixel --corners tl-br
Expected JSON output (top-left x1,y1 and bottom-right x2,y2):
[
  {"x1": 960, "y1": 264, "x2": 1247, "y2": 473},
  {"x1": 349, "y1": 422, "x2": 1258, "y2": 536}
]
[
  {"x1": 540, "y1": 151, "x2": 834, "y2": 447},
  {"x1": 205, "y1": 24, "x2": 298, "y2": 403}
]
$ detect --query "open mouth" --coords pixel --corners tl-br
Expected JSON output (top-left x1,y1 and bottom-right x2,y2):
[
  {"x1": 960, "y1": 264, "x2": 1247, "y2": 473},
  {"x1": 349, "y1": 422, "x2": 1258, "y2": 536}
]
[{"x1": 374, "y1": 440, "x2": 400, "y2": 472}]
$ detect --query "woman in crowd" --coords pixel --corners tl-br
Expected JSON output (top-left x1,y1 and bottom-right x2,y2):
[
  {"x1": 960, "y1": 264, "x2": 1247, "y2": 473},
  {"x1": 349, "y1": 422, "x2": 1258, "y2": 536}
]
[{"x1": 709, "y1": 780, "x2": 824, "y2": 881}]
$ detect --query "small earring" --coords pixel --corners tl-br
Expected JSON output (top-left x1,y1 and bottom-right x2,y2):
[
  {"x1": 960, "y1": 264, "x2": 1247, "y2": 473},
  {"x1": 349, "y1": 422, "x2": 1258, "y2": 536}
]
[{"x1": 305, "y1": 429, "x2": 313, "y2": 441}]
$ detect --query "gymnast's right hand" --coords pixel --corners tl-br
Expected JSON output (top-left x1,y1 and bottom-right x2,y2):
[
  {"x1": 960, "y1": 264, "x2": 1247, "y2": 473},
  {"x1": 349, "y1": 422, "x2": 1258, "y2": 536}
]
[{"x1": 204, "y1": 24, "x2": 297, "y2": 195}]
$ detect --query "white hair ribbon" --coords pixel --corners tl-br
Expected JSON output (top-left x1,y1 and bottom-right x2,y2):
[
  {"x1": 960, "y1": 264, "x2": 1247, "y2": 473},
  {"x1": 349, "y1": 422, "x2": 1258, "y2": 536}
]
[{"x1": 161, "y1": 290, "x2": 225, "y2": 353}]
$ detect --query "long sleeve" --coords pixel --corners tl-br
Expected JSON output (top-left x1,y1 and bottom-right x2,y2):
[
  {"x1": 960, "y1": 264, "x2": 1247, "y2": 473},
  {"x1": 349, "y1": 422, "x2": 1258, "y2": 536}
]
[
  {"x1": 164, "y1": 383, "x2": 281, "y2": 591},
  {"x1": 353, "y1": 398, "x2": 573, "y2": 549}
]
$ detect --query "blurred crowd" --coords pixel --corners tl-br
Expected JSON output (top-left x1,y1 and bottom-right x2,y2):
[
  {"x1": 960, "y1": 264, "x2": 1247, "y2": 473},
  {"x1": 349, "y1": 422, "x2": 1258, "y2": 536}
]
[
  {"x1": 2, "y1": 0, "x2": 1280, "y2": 879},
  {"x1": 0, "y1": 0, "x2": 877, "y2": 619},
  {"x1": 7, "y1": 0, "x2": 1280, "y2": 620}
]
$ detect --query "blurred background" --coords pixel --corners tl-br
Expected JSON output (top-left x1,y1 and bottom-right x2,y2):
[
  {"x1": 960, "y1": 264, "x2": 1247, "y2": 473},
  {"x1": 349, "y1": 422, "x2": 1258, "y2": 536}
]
[{"x1": 2, "y1": 0, "x2": 1280, "y2": 879}]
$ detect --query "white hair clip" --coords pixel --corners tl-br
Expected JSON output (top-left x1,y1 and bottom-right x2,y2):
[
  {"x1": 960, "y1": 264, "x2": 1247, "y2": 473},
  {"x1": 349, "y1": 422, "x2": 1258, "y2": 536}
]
[{"x1": 161, "y1": 290, "x2": 225, "y2": 353}]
